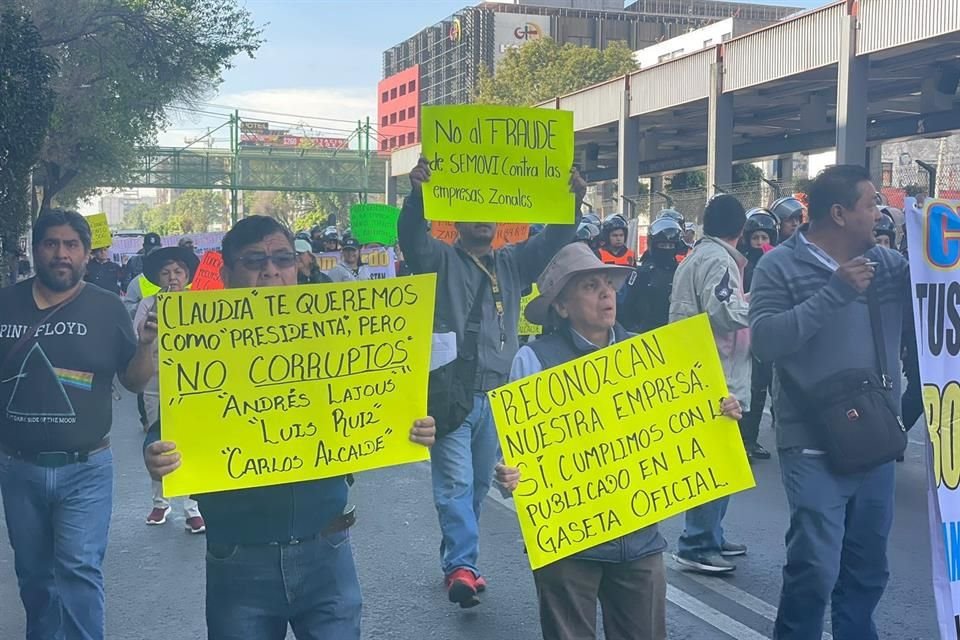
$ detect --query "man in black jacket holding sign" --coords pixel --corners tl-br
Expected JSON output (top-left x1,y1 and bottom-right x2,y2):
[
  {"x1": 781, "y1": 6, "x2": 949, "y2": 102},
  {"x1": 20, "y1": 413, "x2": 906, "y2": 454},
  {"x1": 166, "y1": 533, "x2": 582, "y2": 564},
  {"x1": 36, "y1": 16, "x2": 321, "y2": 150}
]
[{"x1": 398, "y1": 156, "x2": 583, "y2": 608}]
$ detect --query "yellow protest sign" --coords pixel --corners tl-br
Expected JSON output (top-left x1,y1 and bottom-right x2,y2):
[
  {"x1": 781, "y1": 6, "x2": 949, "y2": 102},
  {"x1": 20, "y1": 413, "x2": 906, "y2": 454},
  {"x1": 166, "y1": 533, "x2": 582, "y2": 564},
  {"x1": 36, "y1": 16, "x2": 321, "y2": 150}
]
[
  {"x1": 157, "y1": 274, "x2": 437, "y2": 496},
  {"x1": 489, "y1": 314, "x2": 755, "y2": 569},
  {"x1": 518, "y1": 286, "x2": 542, "y2": 337},
  {"x1": 421, "y1": 105, "x2": 574, "y2": 225},
  {"x1": 86, "y1": 213, "x2": 112, "y2": 249}
]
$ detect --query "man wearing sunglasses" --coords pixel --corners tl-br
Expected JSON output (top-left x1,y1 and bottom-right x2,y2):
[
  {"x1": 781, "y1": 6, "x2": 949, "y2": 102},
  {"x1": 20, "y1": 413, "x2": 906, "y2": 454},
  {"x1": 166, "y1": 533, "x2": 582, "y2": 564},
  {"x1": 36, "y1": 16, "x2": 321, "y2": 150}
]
[{"x1": 144, "y1": 215, "x2": 437, "y2": 639}]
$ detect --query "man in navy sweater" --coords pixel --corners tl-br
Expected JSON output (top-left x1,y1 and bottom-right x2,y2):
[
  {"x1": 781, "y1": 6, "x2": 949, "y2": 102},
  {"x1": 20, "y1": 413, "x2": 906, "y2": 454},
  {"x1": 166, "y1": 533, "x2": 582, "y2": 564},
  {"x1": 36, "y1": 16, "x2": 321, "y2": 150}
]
[{"x1": 749, "y1": 165, "x2": 910, "y2": 640}]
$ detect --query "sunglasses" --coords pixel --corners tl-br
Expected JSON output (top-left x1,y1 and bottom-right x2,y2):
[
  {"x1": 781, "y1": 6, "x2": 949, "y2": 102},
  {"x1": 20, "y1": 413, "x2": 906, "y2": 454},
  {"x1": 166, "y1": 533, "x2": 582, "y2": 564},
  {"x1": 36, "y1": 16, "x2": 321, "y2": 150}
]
[{"x1": 237, "y1": 252, "x2": 297, "y2": 271}]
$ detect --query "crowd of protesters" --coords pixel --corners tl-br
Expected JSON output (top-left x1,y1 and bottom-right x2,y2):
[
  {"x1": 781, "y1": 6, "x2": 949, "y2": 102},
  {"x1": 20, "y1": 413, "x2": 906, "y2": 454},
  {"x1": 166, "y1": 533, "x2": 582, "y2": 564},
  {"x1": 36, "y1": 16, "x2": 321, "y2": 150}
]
[{"x1": 0, "y1": 161, "x2": 922, "y2": 640}]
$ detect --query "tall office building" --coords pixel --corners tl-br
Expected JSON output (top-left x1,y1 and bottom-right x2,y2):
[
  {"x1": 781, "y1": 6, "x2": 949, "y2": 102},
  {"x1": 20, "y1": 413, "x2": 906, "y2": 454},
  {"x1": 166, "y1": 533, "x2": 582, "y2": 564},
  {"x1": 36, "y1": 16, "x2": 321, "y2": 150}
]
[{"x1": 378, "y1": 0, "x2": 799, "y2": 152}]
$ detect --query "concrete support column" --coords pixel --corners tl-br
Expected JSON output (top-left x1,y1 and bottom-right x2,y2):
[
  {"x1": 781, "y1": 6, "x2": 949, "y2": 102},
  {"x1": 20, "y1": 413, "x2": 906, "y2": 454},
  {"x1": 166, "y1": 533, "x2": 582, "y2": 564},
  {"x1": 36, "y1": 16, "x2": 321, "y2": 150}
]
[
  {"x1": 836, "y1": 3, "x2": 869, "y2": 165},
  {"x1": 385, "y1": 159, "x2": 398, "y2": 207},
  {"x1": 866, "y1": 146, "x2": 884, "y2": 189},
  {"x1": 618, "y1": 83, "x2": 640, "y2": 215},
  {"x1": 649, "y1": 176, "x2": 664, "y2": 214},
  {"x1": 707, "y1": 61, "x2": 734, "y2": 190},
  {"x1": 775, "y1": 156, "x2": 794, "y2": 183}
]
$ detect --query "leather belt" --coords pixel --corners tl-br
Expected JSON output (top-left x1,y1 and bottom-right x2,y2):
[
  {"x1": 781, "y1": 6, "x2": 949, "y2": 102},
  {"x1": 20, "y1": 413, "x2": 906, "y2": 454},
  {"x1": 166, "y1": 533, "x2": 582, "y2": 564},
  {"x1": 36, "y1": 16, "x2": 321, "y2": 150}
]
[
  {"x1": 0, "y1": 437, "x2": 111, "y2": 468},
  {"x1": 268, "y1": 505, "x2": 357, "y2": 547}
]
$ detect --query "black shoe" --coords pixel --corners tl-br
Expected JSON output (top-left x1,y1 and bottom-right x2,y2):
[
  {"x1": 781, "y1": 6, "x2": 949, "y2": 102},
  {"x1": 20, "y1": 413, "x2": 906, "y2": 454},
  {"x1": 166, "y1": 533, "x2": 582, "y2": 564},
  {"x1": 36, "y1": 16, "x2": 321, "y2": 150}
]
[{"x1": 747, "y1": 444, "x2": 771, "y2": 460}]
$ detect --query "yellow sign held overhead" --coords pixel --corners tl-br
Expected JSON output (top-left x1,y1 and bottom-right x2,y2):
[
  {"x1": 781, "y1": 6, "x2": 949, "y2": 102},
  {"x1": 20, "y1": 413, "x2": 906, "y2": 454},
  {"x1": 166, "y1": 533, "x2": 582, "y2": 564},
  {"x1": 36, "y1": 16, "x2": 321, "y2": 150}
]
[
  {"x1": 517, "y1": 285, "x2": 542, "y2": 337},
  {"x1": 488, "y1": 314, "x2": 755, "y2": 569},
  {"x1": 158, "y1": 275, "x2": 437, "y2": 496},
  {"x1": 421, "y1": 105, "x2": 574, "y2": 224},
  {"x1": 86, "y1": 213, "x2": 112, "y2": 250}
]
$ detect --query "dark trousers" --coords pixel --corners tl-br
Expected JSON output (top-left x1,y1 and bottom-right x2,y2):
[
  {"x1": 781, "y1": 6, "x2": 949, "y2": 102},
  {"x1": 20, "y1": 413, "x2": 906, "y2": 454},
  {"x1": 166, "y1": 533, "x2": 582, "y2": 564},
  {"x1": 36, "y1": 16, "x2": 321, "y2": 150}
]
[
  {"x1": 533, "y1": 553, "x2": 666, "y2": 640},
  {"x1": 740, "y1": 358, "x2": 773, "y2": 447}
]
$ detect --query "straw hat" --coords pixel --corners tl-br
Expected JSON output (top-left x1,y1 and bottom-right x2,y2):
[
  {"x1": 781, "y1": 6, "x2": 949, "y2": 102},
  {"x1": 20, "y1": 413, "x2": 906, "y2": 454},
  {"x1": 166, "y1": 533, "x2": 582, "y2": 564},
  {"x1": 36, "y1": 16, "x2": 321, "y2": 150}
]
[{"x1": 524, "y1": 243, "x2": 634, "y2": 326}]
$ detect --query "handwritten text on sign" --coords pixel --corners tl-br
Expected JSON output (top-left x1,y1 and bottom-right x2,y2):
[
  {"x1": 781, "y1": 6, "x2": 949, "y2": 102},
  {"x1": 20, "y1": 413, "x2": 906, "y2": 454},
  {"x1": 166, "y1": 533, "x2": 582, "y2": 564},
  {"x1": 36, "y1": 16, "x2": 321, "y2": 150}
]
[
  {"x1": 489, "y1": 315, "x2": 755, "y2": 569},
  {"x1": 157, "y1": 275, "x2": 437, "y2": 496},
  {"x1": 421, "y1": 105, "x2": 574, "y2": 224},
  {"x1": 85, "y1": 214, "x2": 112, "y2": 250},
  {"x1": 431, "y1": 221, "x2": 530, "y2": 249}
]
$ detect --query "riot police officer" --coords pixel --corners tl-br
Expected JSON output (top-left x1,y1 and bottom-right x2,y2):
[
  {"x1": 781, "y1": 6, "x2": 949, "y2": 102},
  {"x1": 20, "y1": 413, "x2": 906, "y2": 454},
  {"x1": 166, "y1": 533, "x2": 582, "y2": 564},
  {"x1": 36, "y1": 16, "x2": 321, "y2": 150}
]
[
  {"x1": 769, "y1": 196, "x2": 804, "y2": 242},
  {"x1": 618, "y1": 217, "x2": 684, "y2": 333},
  {"x1": 598, "y1": 214, "x2": 635, "y2": 266},
  {"x1": 738, "y1": 207, "x2": 780, "y2": 461}
]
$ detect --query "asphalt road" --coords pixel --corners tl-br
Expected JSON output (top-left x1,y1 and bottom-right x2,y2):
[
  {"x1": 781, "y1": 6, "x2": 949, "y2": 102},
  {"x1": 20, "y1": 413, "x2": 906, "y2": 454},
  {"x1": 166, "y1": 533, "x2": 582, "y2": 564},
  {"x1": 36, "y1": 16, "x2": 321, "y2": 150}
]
[{"x1": 0, "y1": 393, "x2": 941, "y2": 639}]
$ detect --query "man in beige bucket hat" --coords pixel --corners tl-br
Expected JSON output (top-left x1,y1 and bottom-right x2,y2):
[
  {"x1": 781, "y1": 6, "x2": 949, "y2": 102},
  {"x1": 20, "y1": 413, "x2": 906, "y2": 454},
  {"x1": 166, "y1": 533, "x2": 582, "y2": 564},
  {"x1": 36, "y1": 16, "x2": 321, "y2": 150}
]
[{"x1": 495, "y1": 242, "x2": 743, "y2": 640}]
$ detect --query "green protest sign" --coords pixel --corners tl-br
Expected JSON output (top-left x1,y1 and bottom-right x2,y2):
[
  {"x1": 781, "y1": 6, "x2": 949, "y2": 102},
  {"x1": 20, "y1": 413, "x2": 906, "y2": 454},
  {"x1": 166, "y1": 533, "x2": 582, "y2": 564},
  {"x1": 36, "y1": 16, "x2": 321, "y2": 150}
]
[
  {"x1": 421, "y1": 105, "x2": 574, "y2": 224},
  {"x1": 350, "y1": 203, "x2": 400, "y2": 246}
]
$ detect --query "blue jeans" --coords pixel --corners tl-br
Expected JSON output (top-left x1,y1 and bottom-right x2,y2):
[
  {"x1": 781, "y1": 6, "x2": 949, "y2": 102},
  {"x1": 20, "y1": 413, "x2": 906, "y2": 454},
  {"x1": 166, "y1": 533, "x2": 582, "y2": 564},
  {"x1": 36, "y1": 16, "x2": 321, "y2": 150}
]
[
  {"x1": 0, "y1": 448, "x2": 114, "y2": 640},
  {"x1": 677, "y1": 496, "x2": 730, "y2": 556},
  {"x1": 430, "y1": 393, "x2": 499, "y2": 577},
  {"x1": 774, "y1": 450, "x2": 894, "y2": 640},
  {"x1": 205, "y1": 530, "x2": 362, "y2": 640}
]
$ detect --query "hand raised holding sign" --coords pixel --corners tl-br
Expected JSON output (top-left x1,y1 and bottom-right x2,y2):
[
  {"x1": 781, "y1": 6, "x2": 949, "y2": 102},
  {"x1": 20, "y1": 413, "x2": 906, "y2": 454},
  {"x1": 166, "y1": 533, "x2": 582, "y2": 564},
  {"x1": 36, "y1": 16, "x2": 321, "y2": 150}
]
[
  {"x1": 410, "y1": 156, "x2": 432, "y2": 194},
  {"x1": 570, "y1": 167, "x2": 587, "y2": 208}
]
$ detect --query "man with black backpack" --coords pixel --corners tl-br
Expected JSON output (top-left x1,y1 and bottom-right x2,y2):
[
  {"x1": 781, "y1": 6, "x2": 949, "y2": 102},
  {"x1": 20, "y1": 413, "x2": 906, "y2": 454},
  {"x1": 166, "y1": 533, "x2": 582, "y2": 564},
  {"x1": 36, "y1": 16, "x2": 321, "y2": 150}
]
[
  {"x1": 750, "y1": 165, "x2": 909, "y2": 639},
  {"x1": 397, "y1": 157, "x2": 583, "y2": 609}
]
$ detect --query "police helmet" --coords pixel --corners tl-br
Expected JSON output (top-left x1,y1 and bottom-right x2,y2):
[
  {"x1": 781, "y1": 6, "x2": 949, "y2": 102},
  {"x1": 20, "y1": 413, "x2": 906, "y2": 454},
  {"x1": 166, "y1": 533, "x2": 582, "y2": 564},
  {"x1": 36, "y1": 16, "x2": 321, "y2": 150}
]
[
  {"x1": 295, "y1": 231, "x2": 311, "y2": 242},
  {"x1": 656, "y1": 208, "x2": 685, "y2": 226},
  {"x1": 575, "y1": 220, "x2": 600, "y2": 242},
  {"x1": 582, "y1": 213, "x2": 601, "y2": 226},
  {"x1": 648, "y1": 217, "x2": 683, "y2": 252},
  {"x1": 743, "y1": 208, "x2": 780, "y2": 246},
  {"x1": 874, "y1": 215, "x2": 896, "y2": 245},
  {"x1": 602, "y1": 214, "x2": 627, "y2": 231},
  {"x1": 322, "y1": 226, "x2": 339, "y2": 241},
  {"x1": 770, "y1": 197, "x2": 804, "y2": 225}
]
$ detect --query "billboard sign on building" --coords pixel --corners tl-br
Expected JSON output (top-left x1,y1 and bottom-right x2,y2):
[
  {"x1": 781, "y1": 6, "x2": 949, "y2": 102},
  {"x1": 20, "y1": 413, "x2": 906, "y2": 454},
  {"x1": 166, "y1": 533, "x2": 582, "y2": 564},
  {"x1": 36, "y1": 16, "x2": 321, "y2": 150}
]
[
  {"x1": 493, "y1": 13, "x2": 551, "y2": 66},
  {"x1": 240, "y1": 121, "x2": 347, "y2": 150}
]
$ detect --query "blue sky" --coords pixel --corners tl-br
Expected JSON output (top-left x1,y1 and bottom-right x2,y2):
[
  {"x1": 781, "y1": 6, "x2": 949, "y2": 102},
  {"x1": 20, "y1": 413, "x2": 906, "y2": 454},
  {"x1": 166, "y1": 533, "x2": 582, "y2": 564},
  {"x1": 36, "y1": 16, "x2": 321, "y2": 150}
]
[{"x1": 160, "y1": 0, "x2": 824, "y2": 146}]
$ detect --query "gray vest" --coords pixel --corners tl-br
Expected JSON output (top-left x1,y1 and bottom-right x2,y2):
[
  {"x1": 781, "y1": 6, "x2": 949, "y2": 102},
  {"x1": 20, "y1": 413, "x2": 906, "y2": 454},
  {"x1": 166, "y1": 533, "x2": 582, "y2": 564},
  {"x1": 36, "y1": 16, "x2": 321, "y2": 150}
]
[{"x1": 525, "y1": 324, "x2": 667, "y2": 564}]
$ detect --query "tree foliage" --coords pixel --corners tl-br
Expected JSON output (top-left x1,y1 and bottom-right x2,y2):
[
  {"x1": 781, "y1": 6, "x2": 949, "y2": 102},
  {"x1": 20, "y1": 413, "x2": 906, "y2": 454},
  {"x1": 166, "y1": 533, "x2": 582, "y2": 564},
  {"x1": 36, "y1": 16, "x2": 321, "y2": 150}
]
[
  {"x1": 24, "y1": 0, "x2": 263, "y2": 210},
  {"x1": 245, "y1": 191, "x2": 358, "y2": 234},
  {"x1": 668, "y1": 171, "x2": 707, "y2": 192},
  {"x1": 0, "y1": 8, "x2": 56, "y2": 285},
  {"x1": 122, "y1": 190, "x2": 227, "y2": 234},
  {"x1": 476, "y1": 38, "x2": 638, "y2": 106},
  {"x1": 733, "y1": 163, "x2": 765, "y2": 185}
]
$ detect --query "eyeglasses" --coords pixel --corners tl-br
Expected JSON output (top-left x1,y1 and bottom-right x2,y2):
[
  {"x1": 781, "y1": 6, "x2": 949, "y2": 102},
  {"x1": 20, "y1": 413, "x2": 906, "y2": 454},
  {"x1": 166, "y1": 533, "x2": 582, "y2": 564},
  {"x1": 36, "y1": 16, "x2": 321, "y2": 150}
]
[{"x1": 237, "y1": 252, "x2": 297, "y2": 271}]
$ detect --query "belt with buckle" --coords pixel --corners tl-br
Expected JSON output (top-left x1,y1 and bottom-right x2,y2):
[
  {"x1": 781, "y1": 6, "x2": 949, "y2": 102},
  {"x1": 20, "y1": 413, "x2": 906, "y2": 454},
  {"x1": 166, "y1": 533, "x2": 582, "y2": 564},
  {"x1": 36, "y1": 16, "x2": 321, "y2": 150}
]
[
  {"x1": 270, "y1": 505, "x2": 357, "y2": 546},
  {"x1": 0, "y1": 437, "x2": 111, "y2": 468}
]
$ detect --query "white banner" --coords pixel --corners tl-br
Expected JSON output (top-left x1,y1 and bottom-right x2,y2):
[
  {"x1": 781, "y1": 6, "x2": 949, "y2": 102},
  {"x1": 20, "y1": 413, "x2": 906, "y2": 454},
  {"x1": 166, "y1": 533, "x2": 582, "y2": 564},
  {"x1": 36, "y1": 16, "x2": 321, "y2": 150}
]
[{"x1": 906, "y1": 199, "x2": 960, "y2": 640}]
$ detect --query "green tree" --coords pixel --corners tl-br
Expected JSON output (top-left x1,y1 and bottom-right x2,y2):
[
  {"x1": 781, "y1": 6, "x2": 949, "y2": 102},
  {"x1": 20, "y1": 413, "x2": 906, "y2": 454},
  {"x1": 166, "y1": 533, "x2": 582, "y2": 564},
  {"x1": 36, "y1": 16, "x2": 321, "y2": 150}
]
[
  {"x1": 733, "y1": 163, "x2": 764, "y2": 185},
  {"x1": 25, "y1": 0, "x2": 263, "y2": 210},
  {"x1": 121, "y1": 190, "x2": 226, "y2": 234},
  {"x1": 0, "y1": 8, "x2": 56, "y2": 286},
  {"x1": 476, "y1": 38, "x2": 638, "y2": 106},
  {"x1": 668, "y1": 171, "x2": 707, "y2": 192}
]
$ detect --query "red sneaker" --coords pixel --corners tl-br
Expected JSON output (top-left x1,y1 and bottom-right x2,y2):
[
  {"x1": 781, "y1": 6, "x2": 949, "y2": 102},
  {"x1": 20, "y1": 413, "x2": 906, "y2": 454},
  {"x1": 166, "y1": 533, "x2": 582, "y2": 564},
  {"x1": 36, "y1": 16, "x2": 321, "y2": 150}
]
[
  {"x1": 146, "y1": 506, "x2": 170, "y2": 525},
  {"x1": 475, "y1": 576, "x2": 487, "y2": 593},
  {"x1": 445, "y1": 568, "x2": 480, "y2": 608},
  {"x1": 184, "y1": 516, "x2": 206, "y2": 534}
]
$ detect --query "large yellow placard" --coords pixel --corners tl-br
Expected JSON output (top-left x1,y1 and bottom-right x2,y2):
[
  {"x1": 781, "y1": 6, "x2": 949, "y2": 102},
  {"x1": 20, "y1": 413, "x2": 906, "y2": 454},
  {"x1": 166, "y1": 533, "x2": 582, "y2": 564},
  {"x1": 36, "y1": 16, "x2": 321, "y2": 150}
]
[
  {"x1": 421, "y1": 105, "x2": 574, "y2": 224},
  {"x1": 85, "y1": 213, "x2": 112, "y2": 250},
  {"x1": 489, "y1": 314, "x2": 755, "y2": 569},
  {"x1": 517, "y1": 285, "x2": 542, "y2": 337},
  {"x1": 158, "y1": 275, "x2": 437, "y2": 496}
]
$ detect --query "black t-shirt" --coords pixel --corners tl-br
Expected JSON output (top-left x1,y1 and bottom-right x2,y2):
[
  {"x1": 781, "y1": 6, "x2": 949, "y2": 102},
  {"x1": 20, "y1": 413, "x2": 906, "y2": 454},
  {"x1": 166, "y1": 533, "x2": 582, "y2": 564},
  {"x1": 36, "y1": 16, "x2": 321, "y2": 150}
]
[
  {"x1": 85, "y1": 260, "x2": 123, "y2": 296},
  {"x1": 0, "y1": 280, "x2": 137, "y2": 452}
]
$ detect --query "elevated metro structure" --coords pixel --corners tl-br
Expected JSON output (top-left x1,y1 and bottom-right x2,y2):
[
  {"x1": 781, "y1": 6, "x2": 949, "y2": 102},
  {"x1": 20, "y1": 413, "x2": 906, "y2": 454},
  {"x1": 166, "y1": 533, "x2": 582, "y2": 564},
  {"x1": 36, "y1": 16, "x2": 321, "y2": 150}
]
[{"x1": 387, "y1": 0, "x2": 960, "y2": 209}]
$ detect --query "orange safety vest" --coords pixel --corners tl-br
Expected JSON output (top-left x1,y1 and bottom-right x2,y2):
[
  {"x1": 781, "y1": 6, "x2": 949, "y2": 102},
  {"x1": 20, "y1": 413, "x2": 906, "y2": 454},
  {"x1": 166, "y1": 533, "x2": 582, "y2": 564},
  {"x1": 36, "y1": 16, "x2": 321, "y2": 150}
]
[{"x1": 598, "y1": 247, "x2": 636, "y2": 267}]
